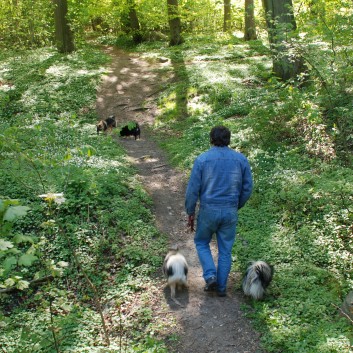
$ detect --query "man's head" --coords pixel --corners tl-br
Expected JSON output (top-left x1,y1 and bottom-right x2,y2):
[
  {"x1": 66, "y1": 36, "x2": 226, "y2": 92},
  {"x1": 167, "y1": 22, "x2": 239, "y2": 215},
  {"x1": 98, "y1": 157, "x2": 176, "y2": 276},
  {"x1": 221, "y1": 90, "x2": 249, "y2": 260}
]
[{"x1": 210, "y1": 126, "x2": 231, "y2": 147}]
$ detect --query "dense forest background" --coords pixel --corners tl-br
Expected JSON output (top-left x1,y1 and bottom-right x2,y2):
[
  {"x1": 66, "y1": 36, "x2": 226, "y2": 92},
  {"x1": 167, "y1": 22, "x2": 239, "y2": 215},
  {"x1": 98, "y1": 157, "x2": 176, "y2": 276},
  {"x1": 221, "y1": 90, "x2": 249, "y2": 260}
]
[{"x1": 0, "y1": 0, "x2": 352, "y2": 352}]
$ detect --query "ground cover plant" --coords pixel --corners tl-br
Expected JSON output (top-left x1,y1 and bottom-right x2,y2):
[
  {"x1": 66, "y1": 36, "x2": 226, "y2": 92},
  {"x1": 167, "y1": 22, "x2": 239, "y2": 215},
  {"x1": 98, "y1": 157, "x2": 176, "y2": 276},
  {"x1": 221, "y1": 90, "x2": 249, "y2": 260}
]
[
  {"x1": 0, "y1": 46, "x2": 169, "y2": 352},
  {"x1": 0, "y1": 17, "x2": 352, "y2": 353},
  {"x1": 129, "y1": 34, "x2": 353, "y2": 352}
]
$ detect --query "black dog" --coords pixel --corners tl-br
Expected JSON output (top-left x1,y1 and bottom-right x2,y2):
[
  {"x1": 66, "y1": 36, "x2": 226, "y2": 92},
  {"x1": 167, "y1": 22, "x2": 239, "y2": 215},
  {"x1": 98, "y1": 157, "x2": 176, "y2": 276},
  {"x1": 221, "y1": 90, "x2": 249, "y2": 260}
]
[
  {"x1": 120, "y1": 122, "x2": 141, "y2": 140},
  {"x1": 242, "y1": 261, "x2": 274, "y2": 300},
  {"x1": 97, "y1": 115, "x2": 117, "y2": 134}
]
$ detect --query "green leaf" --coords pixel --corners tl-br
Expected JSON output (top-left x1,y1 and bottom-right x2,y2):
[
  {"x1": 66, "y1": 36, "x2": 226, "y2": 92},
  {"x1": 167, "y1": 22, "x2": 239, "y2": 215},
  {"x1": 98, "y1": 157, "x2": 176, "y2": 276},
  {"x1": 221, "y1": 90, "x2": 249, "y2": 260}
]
[
  {"x1": 0, "y1": 239, "x2": 14, "y2": 251},
  {"x1": 17, "y1": 280, "x2": 30, "y2": 290},
  {"x1": 13, "y1": 234, "x2": 35, "y2": 244},
  {"x1": 64, "y1": 149, "x2": 72, "y2": 160},
  {"x1": 18, "y1": 254, "x2": 38, "y2": 267},
  {"x1": 3, "y1": 206, "x2": 30, "y2": 222},
  {"x1": 4, "y1": 278, "x2": 15, "y2": 287},
  {"x1": 80, "y1": 145, "x2": 95, "y2": 157},
  {"x1": 1, "y1": 222, "x2": 12, "y2": 236},
  {"x1": 7, "y1": 247, "x2": 21, "y2": 255},
  {"x1": 3, "y1": 256, "x2": 17, "y2": 271},
  {"x1": 0, "y1": 200, "x2": 4, "y2": 213},
  {"x1": 51, "y1": 267, "x2": 63, "y2": 277}
]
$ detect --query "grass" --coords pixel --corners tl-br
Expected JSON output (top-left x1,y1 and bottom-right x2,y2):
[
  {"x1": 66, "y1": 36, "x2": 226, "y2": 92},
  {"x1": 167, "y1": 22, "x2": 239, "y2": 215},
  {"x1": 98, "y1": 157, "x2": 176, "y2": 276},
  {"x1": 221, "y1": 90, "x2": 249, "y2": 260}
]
[
  {"x1": 130, "y1": 34, "x2": 353, "y2": 352},
  {"x1": 1, "y1": 33, "x2": 352, "y2": 353},
  {"x1": 0, "y1": 45, "x2": 169, "y2": 352}
]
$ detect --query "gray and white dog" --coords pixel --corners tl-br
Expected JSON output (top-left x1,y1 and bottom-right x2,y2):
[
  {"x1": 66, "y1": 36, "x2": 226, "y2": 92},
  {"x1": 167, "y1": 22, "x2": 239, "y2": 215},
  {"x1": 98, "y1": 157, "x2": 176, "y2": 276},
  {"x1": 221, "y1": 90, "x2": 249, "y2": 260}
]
[
  {"x1": 242, "y1": 261, "x2": 274, "y2": 300},
  {"x1": 163, "y1": 247, "x2": 188, "y2": 306}
]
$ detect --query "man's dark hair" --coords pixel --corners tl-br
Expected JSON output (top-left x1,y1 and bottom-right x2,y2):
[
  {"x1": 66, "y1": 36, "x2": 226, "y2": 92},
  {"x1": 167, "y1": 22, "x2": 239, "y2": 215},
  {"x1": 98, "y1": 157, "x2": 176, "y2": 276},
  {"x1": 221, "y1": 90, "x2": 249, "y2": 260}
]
[{"x1": 210, "y1": 126, "x2": 231, "y2": 147}]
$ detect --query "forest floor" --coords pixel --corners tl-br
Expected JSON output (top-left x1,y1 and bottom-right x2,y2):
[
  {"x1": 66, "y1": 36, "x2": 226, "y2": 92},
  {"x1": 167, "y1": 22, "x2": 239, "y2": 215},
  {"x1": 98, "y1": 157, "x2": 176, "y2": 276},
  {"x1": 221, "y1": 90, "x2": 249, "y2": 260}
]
[{"x1": 96, "y1": 46, "x2": 265, "y2": 353}]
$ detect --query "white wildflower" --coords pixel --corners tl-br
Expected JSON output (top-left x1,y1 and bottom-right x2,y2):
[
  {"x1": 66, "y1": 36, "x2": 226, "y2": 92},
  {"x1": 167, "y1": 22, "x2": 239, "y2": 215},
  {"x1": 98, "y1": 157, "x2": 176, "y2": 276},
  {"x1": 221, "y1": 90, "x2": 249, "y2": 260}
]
[{"x1": 38, "y1": 193, "x2": 66, "y2": 205}]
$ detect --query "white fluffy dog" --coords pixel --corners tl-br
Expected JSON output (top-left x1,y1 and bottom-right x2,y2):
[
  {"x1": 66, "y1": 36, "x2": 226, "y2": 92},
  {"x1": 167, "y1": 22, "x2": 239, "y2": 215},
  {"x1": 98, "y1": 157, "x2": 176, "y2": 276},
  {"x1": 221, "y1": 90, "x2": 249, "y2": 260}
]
[
  {"x1": 163, "y1": 247, "x2": 188, "y2": 306},
  {"x1": 242, "y1": 261, "x2": 274, "y2": 300}
]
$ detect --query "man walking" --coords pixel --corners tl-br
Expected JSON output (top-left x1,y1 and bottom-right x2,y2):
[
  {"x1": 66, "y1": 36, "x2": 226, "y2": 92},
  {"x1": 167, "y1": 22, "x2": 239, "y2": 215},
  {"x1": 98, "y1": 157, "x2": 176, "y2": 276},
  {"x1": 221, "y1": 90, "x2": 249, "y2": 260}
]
[{"x1": 185, "y1": 126, "x2": 253, "y2": 297}]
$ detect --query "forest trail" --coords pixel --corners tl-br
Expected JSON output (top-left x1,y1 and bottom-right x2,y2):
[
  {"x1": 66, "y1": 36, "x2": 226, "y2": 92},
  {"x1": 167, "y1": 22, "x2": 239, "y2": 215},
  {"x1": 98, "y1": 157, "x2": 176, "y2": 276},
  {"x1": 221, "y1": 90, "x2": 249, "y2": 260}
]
[{"x1": 96, "y1": 46, "x2": 264, "y2": 353}]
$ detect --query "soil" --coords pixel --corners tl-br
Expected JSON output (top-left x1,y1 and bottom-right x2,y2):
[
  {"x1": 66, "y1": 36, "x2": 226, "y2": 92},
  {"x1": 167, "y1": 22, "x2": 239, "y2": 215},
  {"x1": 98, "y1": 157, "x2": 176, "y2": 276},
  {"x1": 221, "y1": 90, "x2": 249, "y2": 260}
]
[{"x1": 96, "y1": 46, "x2": 265, "y2": 353}]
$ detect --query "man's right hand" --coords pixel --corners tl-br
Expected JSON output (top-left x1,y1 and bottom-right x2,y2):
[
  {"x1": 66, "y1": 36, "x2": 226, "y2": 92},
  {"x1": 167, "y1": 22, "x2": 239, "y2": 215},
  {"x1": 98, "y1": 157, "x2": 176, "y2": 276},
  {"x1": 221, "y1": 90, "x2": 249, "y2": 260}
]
[{"x1": 188, "y1": 214, "x2": 195, "y2": 232}]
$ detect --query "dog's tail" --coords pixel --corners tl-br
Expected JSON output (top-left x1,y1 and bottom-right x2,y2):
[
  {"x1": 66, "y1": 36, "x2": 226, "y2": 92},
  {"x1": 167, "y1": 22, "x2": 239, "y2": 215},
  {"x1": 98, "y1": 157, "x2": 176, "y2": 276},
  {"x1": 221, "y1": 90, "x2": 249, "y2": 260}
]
[{"x1": 242, "y1": 261, "x2": 273, "y2": 300}]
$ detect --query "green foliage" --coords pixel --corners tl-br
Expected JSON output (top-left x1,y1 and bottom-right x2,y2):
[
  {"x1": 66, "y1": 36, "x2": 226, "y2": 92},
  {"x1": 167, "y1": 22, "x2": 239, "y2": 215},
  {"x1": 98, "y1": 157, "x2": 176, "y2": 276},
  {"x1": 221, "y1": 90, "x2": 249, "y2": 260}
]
[
  {"x1": 0, "y1": 0, "x2": 54, "y2": 49},
  {"x1": 0, "y1": 46, "x2": 168, "y2": 352},
  {"x1": 122, "y1": 121, "x2": 139, "y2": 130},
  {"x1": 0, "y1": 199, "x2": 34, "y2": 290},
  {"x1": 292, "y1": 1, "x2": 353, "y2": 163},
  {"x1": 138, "y1": 33, "x2": 353, "y2": 353},
  {"x1": 132, "y1": 336, "x2": 168, "y2": 353},
  {"x1": 1, "y1": 2, "x2": 353, "y2": 350},
  {"x1": 0, "y1": 0, "x2": 247, "y2": 50}
]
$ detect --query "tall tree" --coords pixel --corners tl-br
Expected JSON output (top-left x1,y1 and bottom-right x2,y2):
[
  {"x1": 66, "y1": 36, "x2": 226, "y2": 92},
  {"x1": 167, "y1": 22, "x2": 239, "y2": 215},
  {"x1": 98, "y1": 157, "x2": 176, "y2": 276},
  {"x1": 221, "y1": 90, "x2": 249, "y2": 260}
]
[
  {"x1": 262, "y1": 0, "x2": 304, "y2": 80},
  {"x1": 127, "y1": 0, "x2": 142, "y2": 43},
  {"x1": 223, "y1": 0, "x2": 231, "y2": 32},
  {"x1": 167, "y1": 0, "x2": 183, "y2": 46},
  {"x1": 53, "y1": 0, "x2": 74, "y2": 53},
  {"x1": 244, "y1": 0, "x2": 257, "y2": 40}
]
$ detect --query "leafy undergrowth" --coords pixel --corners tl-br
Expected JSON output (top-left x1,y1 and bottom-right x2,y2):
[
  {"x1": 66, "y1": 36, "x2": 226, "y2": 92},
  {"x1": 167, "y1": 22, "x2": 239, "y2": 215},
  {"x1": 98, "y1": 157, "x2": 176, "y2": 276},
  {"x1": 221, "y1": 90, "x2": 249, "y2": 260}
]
[
  {"x1": 1, "y1": 33, "x2": 352, "y2": 353},
  {"x1": 131, "y1": 34, "x2": 353, "y2": 353},
  {"x1": 0, "y1": 46, "x2": 169, "y2": 352}
]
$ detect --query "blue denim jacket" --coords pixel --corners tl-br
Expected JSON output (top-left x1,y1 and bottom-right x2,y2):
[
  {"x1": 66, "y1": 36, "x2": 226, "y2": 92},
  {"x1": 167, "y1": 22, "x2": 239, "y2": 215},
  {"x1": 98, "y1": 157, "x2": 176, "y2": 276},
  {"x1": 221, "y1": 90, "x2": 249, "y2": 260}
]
[{"x1": 185, "y1": 146, "x2": 253, "y2": 215}]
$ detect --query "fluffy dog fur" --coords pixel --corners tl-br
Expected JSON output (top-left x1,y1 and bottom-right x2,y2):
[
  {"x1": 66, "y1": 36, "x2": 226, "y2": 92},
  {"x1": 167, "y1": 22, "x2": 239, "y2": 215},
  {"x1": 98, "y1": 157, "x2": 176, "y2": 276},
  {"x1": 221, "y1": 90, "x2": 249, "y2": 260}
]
[
  {"x1": 97, "y1": 115, "x2": 117, "y2": 134},
  {"x1": 119, "y1": 122, "x2": 141, "y2": 140},
  {"x1": 242, "y1": 261, "x2": 274, "y2": 300},
  {"x1": 163, "y1": 247, "x2": 188, "y2": 306}
]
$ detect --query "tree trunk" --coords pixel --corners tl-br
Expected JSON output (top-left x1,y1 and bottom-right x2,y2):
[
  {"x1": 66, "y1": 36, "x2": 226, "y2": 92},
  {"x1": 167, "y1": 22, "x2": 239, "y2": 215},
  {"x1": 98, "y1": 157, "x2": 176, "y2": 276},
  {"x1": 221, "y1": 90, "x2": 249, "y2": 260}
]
[
  {"x1": 53, "y1": 0, "x2": 75, "y2": 53},
  {"x1": 167, "y1": 0, "x2": 183, "y2": 46},
  {"x1": 244, "y1": 0, "x2": 257, "y2": 40},
  {"x1": 262, "y1": 0, "x2": 304, "y2": 80},
  {"x1": 128, "y1": 0, "x2": 142, "y2": 43},
  {"x1": 53, "y1": 0, "x2": 74, "y2": 53},
  {"x1": 223, "y1": 0, "x2": 231, "y2": 32}
]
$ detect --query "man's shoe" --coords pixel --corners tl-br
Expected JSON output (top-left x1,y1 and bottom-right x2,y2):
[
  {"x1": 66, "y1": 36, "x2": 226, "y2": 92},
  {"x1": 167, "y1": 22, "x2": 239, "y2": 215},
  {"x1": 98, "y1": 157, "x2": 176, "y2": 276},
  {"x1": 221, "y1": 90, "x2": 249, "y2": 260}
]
[
  {"x1": 204, "y1": 276, "x2": 217, "y2": 292},
  {"x1": 217, "y1": 289, "x2": 226, "y2": 297}
]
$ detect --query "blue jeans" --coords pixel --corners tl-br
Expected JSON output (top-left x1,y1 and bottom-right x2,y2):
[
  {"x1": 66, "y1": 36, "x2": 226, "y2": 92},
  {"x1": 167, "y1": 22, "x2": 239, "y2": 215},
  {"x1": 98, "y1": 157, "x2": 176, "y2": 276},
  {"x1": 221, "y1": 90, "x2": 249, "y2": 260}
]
[{"x1": 194, "y1": 206, "x2": 238, "y2": 292}]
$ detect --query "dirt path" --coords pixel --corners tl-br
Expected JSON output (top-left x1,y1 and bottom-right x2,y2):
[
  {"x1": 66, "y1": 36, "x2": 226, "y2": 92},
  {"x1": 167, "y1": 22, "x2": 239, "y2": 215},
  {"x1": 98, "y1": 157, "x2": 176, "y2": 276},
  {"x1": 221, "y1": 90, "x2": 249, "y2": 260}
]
[{"x1": 96, "y1": 46, "x2": 264, "y2": 353}]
